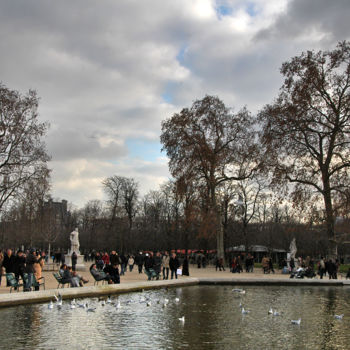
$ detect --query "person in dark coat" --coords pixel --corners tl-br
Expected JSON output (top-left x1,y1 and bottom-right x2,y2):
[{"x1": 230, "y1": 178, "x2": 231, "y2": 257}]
[
  {"x1": 24, "y1": 249, "x2": 40, "y2": 291},
  {"x1": 71, "y1": 252, "x2": 78, "y2": 271},
  {"x1": 3, "y1": 249, "x2": 16, "y2": 286},
  {"x1": 3, "y1": 249, "x2": 16, "y2": 274},
  {"x1": 169, "y1": 252, "x2": 180, "y2": 279},
  {"x1": 153, "y1": 252, "x2": 162, "y2": 279},
  {"x1": 104, "y1": 263, "x2": 120, "y2": 284},
  {"x1": 135, "y1": 252, "x2": 144, "y2": 274},
  {"x1": 109, "y1": 251, "x2": 121, "y2": 266},
  {"x1": 182, "y1": 256, "x2": 190, "y2": 276},
  {"x1": 14, "y1": 250, "x2": 26, "y2": 284}
]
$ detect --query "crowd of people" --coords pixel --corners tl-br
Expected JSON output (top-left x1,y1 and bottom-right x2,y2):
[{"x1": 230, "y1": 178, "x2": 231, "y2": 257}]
[
  {"x1": 0, "y1": 248, "x2": 46, "y2": 291},
  {"x1": 1, "y1": 247, "x2": 350, "y2": 292}
]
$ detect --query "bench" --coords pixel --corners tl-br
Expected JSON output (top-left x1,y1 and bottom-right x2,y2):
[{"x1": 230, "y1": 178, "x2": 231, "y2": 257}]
[
  {"x1": 145, "y1": 268, "x2": 159, "y2": 281},
  {"x1": 90, "y1": 270, "x2": 109, "y2": 286},
  {"x1": 53, "y1": 272, "x2": 70, "y2": 288},
  {"x1": 6, "y1": 273, "x2": 24, "y2": 293}
]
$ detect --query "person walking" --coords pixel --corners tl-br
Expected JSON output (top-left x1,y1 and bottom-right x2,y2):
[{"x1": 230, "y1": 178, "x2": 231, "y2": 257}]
[
  {"x1": 128, "y1": 255, "x2": 135, "y2": 272},
  {"x1": 0, "y1": 250, "x2": 4, "y2": 286}
]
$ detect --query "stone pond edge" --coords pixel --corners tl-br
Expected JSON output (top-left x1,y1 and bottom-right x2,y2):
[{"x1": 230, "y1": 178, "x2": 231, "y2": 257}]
[{"x1": 0, "y1": 277, "x2": 349, "y2": 308}]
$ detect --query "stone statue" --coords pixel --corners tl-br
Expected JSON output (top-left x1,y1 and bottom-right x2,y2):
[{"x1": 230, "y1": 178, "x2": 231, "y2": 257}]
[
  {"x1": 289, "y1": 238, "x2": 297, "y2": 259},
  {"x1": 70, "y1": 227, "x2": 80, "y2": 254}
]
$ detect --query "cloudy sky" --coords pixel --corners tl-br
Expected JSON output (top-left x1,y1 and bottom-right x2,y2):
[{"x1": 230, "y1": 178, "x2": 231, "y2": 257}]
[{"x1": 0, "y1": 0, "x2": 349, "y2": 208}]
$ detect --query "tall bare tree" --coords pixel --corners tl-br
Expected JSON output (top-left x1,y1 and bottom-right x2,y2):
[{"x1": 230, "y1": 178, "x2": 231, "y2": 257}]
[
  {"x1": 161, "y1": 95, "x2": 258, "y2": 261},
  {"x1": 259, "y1": 41, "x2": 350, "y2": 256},
  {"x1": 0, "y1": 84, "x2": 50, "y2": 214}
]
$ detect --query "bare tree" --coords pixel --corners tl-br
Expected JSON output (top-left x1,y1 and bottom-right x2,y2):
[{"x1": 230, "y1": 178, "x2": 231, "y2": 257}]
[
  {"x1": 161, "y1": 95, "x2": 258, "y2": 261},
  {"x1": 259, "y1": 41, "x2": 350, "y2": 256},
  {"x1": 0, "y1": 84, "x2": 50, "y2": 214}
]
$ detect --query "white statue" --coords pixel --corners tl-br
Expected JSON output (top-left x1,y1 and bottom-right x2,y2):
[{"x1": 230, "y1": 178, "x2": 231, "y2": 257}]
[
  {"x1": 70, "y1": 227, "x2": 80, "y2": 254},
  {"x1": 289, "y1": 238, "x2": 297, "y2": 259}
]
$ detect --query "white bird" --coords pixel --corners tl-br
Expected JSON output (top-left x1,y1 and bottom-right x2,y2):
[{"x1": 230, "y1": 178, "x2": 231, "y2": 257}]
[
  {"x1": 87, "y1": 307, "x2": 96, "y2": 312},
  {"x1": 178, "y1": 316, "x2": 185, "y2": 322},
  {"x1": 116, "y1": 301, "x2": 121, "y2": 309},
  {"x1": 101, "y1": 300, "x2": 106, "y2": 306},
  {"x1": 335, "y1": 314, "x2": 344, "y2": 320},
  {"x1": 164, "y1": 298, "x2": 169, "y2": 305},
  {"x1": 273, "y1": 310, "x2": 281, "y2": 316},
  {"x1": 239, "y1": 302, "x2": 243, "y2": 309},
  {"x1": 106, "y1": 296, "x2": 112, "y2": 304},
  {"x1": 70, "y1": 302, "x2": 76, "y2": 309},
  {"x1": 175, "y1": 297, "x2": 180, "y2": 303},
  {"x1": 241, "y1": 308, "x2": 249, "y2": 314},
  {"x1": 48, "y1": 301, "x2": 54, "y2": 309},
  {"x1": 268, "y1": 308, "x2": 273, "y2": 314},
  {"x1": 232, "y1": 288, "x2": 246, "y2": 294},
  {"x1": 146, "y1": 301, "x2": 152, "y2": 306},
  {"x1": 291, "y1": 318, "x2": 301, "y2": 325}
]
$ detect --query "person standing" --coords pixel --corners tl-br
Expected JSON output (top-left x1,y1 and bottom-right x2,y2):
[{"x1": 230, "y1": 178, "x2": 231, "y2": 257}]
[
  {"x1": 3, "y1": 249, "x2": 16, "y2": 286},
  {"x1": 135, "y1": 252, "x2": 144, "y2": 274},
  {"x1": 34, "y1": 252, "x2": 44, "y2": 291},
  {"x1": 14, "y1": 250, "x2": 26, "y2": 285},
  {"x1": 182, "y1": 255, "x2": 190, "y2": 276},
  {"x1": 24, "y1": 249, "x2": 40, "y2": 291},
  {"x1": 162, "y1": 251, "x2": 170, "y2": 280},
  {"x1": 0, "y1": 250, "x2": 4, "y2": 286},
  {"x1": 169, "y1": 252, "x2": 180, "y2": 279},
  {"x1": 153, "y1": 252, "x2": 162, "y2": 280},
  {"x1": 71, "y1": 251, "x2": 78, "y2": 271}
]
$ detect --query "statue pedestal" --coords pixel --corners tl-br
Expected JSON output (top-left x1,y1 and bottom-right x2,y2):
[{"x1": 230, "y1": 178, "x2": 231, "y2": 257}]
[{"x1": 65, "y1": 252, "x2": 86, "y2": 271}]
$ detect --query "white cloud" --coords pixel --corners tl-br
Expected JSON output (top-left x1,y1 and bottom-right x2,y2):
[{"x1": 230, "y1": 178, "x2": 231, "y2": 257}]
[{"x1": 0, "y1": 0, "x2": 349, "y2": 208}]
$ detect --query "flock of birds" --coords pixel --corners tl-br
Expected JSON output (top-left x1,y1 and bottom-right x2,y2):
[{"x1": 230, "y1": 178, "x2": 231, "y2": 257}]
[
  {"x1": 46, "y1": 288, "x2": 345, "y2": 327},
  {"x1": 232, "y1": 288, "x2": 344, "y2": 325},
  {"x1": 47, "y1": 291, "x2": 186, "y2": 323}
]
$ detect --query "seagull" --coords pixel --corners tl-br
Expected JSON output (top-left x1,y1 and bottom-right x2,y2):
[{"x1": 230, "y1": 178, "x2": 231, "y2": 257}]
[
  {"x1": 175, "y1": 297, "x2": 180, "y2": 303},
  {"x1": 268, "y1": 308, "x2": 273, "y2": 314},
  {"x1": 164, "y1": 298, "x2": 169, "y2": 305},
  {"x1": 335, "y1": 314, "x2": 344, "y2": 320},
  {"x1": 70, "y1": 302, "x2": 76, "y2": 309},
  {"x1": 241, "y1": 308, "x2": 249, "y2": 314},
  {"x1": 273, "y1": 310, "x2": 281, "y2": 316},
  {"x1": 48, "y1": 301, "x2": 54, "y2": 309},
  {"x1": 78, "y1": 302, "x2": 88, "y2": 309},
  {"x1": 54, "y1": 293, "x2": 63, "y2": 306},
  {"x1": 146, "y1": 301, "x2": 152, "y2": 306},
  {"x1": 87, "y1": 307, "x2": 96, "y2": 313},
  {"x1": 232, "y1": 288, "x2": 246, "y2": 294},
  {"x1": 106, "y1": 296, "x2": 112, "y2": 304},
  {"x1": 178, "y1": 316, "x2": 185, "y2": 322},
  {"x1": 116, "y1": 301, "x2": 121, "y2": 309},
  {"x1": 101, "y1": 300, "x2": 106, "y2": 306},
  {"x1": 291, "y1": 318, "x2": 301, "y2": 325}
]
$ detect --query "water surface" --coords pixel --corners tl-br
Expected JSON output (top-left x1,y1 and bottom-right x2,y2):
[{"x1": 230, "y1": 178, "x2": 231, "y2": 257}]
[{"x1": 1, "y1": 285, "x2": 349, "y2": 349}]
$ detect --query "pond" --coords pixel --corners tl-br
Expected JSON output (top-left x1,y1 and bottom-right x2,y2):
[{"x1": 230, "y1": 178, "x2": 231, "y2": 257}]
[{"x1": 1, "y1": 285, "x2": 350, "y2": 349}]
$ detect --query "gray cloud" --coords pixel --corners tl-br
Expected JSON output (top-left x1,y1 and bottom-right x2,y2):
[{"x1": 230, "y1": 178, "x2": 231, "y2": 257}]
[{"x1": 0, "y1": 0, "x2": 348, "y2": 207}]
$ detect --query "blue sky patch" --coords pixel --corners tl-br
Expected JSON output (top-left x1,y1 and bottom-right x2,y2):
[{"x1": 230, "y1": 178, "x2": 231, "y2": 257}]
[{"x1": 126, "y1": 138, "x2": 163, "y2": 162}]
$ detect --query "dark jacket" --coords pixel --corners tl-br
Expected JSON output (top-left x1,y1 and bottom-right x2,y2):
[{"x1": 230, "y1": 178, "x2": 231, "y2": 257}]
[
  {"x1": 3, "y1": 254, "x2": 16, "y2": 273},
  {"x1": 14, "y1": 254, "x2": 26, "y2": 274},
  {"x1": 110, "y1": 253, "x2": 121, "y2": 266},
  {"x1": 25, "y1": 253, "x2": 39, "y2": 274},
  {"x1": 144, "y1": 255, "x2": 154, "y2": 270},
  {"x1": 169, "y1": 256, "x2": 180, "y2": 271}
]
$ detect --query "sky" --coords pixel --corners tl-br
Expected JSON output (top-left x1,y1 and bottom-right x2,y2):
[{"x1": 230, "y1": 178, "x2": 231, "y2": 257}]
[{"x1": 0, "y1": 0, "x2": 349, "y2": 209}]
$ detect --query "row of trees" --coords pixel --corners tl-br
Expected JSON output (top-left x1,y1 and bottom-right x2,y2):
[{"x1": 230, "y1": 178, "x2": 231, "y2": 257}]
[{"x1": 1, "y1": 42, "x2": 350, "y2": 258}]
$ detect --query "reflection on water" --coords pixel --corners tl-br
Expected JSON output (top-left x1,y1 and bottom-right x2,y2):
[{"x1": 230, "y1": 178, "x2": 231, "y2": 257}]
[{"x1": 1, "y1": 286, "x2": 350, "y2": 349}]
